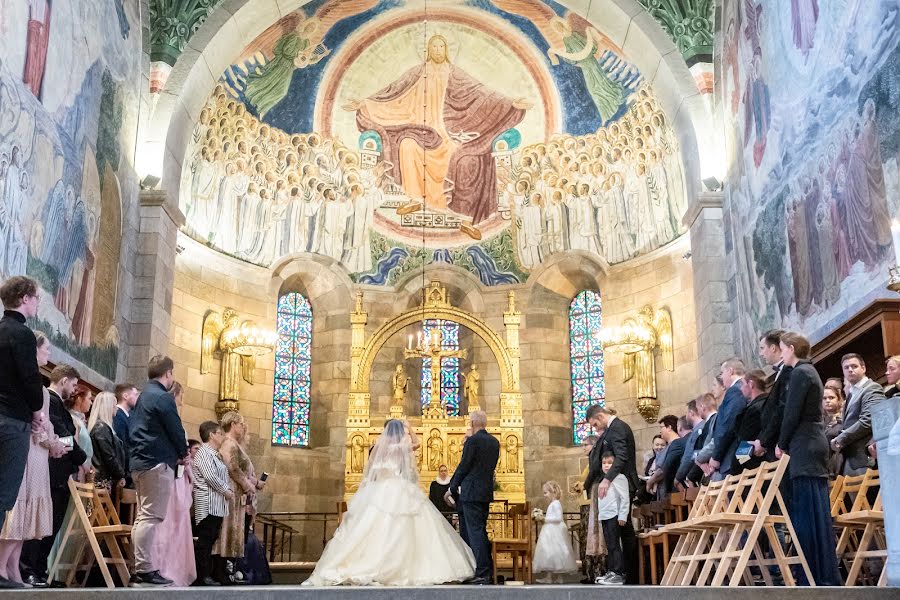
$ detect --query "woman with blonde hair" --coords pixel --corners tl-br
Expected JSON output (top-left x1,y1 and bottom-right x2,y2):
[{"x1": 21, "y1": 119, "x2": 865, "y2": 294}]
[
  {"x1": 884, "y1": 355, "x2": 900, "y2": 398},
  {"x1": 213, "y1": 411, "x2": 265, "y2": 584},
  {"x1": 88, "y1": 392, "x2": 127, "y2": 491}
]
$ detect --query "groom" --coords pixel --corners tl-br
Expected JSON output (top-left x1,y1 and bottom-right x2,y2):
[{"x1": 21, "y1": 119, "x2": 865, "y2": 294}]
[{"x1": 446, "y1": 410, "x2": 499, "y2": 585}]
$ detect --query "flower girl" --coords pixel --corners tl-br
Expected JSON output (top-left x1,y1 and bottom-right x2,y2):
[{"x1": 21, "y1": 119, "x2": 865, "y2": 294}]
[{"x1": 532, "y1": 481, "x2": 577, "y2": 583}]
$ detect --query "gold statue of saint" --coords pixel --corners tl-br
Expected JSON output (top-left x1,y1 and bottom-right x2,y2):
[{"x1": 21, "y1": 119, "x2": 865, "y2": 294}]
[
  {"x1": 427, "y1": 430, "x2": 443, "y2": 471},
  {"x1": 620, "y1": 305, "x2": 674, "y2": 422},
  {"x1": 201, "y1": 308, "x2": 274, "y2": 416},
  {"x1": 505, "y1": 435, "x2": 520, "y2": 473},
  {"x1": 392, "y1": 364, "x2": 410, "y2": 405},
  {"x1": 462, "y1": 364, "x2": 481, "y2": 411},
  {"x1": 349, "y1": 435, "x2": 365, "y2": 473}
]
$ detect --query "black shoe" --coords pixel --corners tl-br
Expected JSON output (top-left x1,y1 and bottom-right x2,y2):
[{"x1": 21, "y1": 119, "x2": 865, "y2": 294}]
[
  {"x1": 0, "y1": 575, "x2": 25, "y2": 589},
  {"x1": 22, "y1": 574, "x2": 47, "y2": 588},
  {"x1": 465, "y1": 577, "x2": 491, "y2": 585},
  {"x1": 195, "y1": 577, "x2": 221, "y2": 587},
  {"x1": 580, "y1": 576, "x2": 595, "y2": 584},
  {"x1": 49, "y1": 580, "x2": 67, "y2": 588},
  {"x1": 130, "y1": 571, "x2": 173, "y2": 587}
]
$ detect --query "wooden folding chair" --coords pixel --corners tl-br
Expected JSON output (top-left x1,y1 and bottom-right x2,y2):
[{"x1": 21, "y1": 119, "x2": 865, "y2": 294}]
[
  {"x1": 835, "y1": 469, "x2": 884, "y2": 586},
  {"x1": 49, "y1": 480, "x2": 133, "y2": 588},
  {"x1": 491, "y1": 502, "x2": 532, "y2": 584},
  {"x1": 659, "y1": 481, "x2": 721, "y2": 585}
]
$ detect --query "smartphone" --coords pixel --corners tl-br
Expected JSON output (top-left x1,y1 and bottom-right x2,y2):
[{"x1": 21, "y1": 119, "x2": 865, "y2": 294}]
[
  {"x1": 176, "y1": 464, "x2": 185, "y2": 479},
  {"x1": 260, "y1": 472, "x2": 269, "y2": 482},
  {"x1": 59, "y1": 435, "x2": 74, "y2": 449}
]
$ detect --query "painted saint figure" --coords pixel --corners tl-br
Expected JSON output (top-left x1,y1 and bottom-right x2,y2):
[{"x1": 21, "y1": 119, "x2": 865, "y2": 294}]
[
  {"x1": 23, "y1": 0, "x2": 52, "y2": 99},
  {"x1": 346, "y1": 35, "x2": 529, "y2": 229}
]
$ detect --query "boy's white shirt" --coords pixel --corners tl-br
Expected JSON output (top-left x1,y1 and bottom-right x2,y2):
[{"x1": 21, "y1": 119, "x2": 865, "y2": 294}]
[{"x1": 596, "y1": 473, "x2": 630, "y2": 522}]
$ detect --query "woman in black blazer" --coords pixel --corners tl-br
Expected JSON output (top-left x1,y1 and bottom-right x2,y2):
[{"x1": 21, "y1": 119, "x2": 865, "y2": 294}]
[{"x1": 775, "y1": 332, "x2": 840, "y2": 586}]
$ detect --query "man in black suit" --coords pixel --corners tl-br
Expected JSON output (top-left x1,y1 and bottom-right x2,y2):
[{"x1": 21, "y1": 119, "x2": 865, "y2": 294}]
[
  {"x1": 707, "y1": 358, "x2": 748, "y2": 480},
  {"x1": 585, "y1": 405, "x2": 639, "y2": 584},
  {"x1": 753, "y1": 329, "x2": 791, "y2": 463},
  {"x1": 447, "y1": 410, "x2": 499, "y2": 585},
  {"x1": 832, "y1": 353, "x2": 885, "y2": 475}
]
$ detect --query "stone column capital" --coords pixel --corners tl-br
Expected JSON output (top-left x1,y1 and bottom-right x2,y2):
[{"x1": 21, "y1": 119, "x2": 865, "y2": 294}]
[
  {"x1": 139, "y1": 189, "x2": 185, "y2": 228},
  {"x1": 682, "y1": 191, "x2": 724, "y2": 228}
]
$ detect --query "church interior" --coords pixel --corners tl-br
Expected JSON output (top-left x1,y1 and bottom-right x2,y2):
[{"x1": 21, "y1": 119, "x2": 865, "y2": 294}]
[{"x1": 2, "y1": 0, "x2": 900, "y2": 590}]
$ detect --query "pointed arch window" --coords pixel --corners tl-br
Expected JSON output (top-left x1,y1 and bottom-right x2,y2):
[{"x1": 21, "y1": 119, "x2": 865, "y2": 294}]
[
  {"x1": 569, "y1": 290, "x2": 605, "y2": 444},
  {"x1": 420, "y1": 319, "x2": 461, "y2": 416},
  {"x1": 272, "y1": 292, "x2": 312, "y2": 447}
]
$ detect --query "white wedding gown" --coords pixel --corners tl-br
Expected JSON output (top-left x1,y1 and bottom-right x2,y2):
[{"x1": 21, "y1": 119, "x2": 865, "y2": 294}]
[{"x1": 303, "y1": 436, "x2": 475, "y2": 586}]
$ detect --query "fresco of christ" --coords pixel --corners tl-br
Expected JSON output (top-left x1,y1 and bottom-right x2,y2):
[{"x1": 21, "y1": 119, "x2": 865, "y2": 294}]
[{"x1": 344, "y1": 35, "x2": 530, "y2": 235}]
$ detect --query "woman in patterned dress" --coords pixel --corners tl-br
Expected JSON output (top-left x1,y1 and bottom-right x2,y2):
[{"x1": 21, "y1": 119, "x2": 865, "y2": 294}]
[
  {"x1": 0, "y1": 332, "x2": 66, "y2": 585},
  {"x1": 213, "y1": 411, "x2": 265, "y2": 584}
]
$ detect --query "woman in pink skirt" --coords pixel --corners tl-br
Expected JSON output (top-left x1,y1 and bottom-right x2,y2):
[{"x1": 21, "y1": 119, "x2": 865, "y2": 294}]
[
  {"x1": 151, "y1": 382, "x2": 197, "y2": 586},
  {"x1": 0, "y1": 332, "x2": 67, "y2": 585}
]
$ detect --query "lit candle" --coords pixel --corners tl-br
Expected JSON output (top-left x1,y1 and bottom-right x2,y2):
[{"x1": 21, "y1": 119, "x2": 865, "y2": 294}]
[
  {"x1": 407, "y1": 334, "x2": 412, "y2": 350},
  {"x1": 892, "y1": 220, "x2": 900, "y2": 266}
]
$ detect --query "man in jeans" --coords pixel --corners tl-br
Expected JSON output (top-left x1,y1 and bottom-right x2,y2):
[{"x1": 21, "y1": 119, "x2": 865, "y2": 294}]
[
  {"x1": 192, "y1": 421, "x2": 232, "y2": 587},
  {"x1": 0, "y1": 277, "x2": 44, "y2": 589},
  {"x1": 129, "y1": 355, "x2": 188, "y2": 586}
]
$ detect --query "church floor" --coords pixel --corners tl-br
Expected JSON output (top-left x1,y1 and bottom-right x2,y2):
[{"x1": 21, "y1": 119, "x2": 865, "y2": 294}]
[{"x1": 3, "y1": 586, "x2": 893, "y2": 598}]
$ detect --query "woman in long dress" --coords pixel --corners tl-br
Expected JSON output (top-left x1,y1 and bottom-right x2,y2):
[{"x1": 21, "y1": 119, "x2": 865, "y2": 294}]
[
  {"x1": 213, "y1": 411, "x2": 265, "y2": 584},
  {"x1": 0, "y1": 332, "x2": 64, "y2": 585},
  {"x1": 152, "y1": 382, "x2": 196, "y2": 586},
  {"x1": 303, "y1": 419, "x2": 475, "y2": 586}
]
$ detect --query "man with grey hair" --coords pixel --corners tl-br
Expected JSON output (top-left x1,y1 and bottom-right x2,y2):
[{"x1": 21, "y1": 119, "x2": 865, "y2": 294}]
[
  {"x1": 706, "y1": 358, "x2": 748, "y2": 480},
  {"x1": 446, "y1": 410, "x2": 499, "y2": 585}
]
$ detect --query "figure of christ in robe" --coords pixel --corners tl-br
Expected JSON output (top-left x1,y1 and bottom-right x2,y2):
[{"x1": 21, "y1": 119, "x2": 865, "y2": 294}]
[{"x1": 348, "y1": 35, "x2": 529, "y2": 232}]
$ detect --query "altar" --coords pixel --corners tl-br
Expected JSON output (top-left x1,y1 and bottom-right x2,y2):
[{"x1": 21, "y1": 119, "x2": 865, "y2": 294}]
[{"x1": 343, "y1": 282, "x2": 526, "y2": 505}]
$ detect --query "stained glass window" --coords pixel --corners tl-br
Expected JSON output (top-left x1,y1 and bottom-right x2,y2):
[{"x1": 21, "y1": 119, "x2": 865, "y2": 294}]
[
  {"x1": 420, "y1": 319, "x2": 461, "y2": 416},
  {"x1": 272, "y1": 292, "x2": 312, "y2": 447},
  {"x1": 569, "y1": 290, "x2": 605, "y2": 445}
]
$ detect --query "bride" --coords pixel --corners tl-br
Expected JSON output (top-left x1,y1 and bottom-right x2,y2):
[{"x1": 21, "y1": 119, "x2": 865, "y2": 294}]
[{"x1": 303, "y1": 419, "x2": 476, "y2": 586}]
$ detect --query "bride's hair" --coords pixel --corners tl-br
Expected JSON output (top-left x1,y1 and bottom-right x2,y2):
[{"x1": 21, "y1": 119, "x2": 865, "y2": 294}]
[{"x1": 361, "y1": 419, "x2": 418, "y2": 485}]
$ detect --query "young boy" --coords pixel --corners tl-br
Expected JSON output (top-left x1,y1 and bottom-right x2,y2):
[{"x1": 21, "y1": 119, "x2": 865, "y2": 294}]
[{"x1": 595, "y1": 451, "x2": 630, "y2": 585}]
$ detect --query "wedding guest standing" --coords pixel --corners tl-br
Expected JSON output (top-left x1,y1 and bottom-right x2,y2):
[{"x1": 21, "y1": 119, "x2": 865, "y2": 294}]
[
  {"x1": 192, "y1": 421, "x2": 232, "y2": 587},
  {"x1": 0, "y1": 277, "x2": 44, "y2": 587},
  {"x1": 152, "y1": 382, "x2": 196, "y2": 586},
  {"x1": 822, "y1": 378, "x2": 845, "y2": 478},
  {"x1": 65, "y1": 385, "x2": 94, "y2": 477},
  {"x1": 88, "y1": 392, "x2": 127, "y2": 492},
  {"x1": 577, "y1": 434, "x2": 606, "y2": 584},
  {"x1": 113, "y1": 383, "x2": 138, "y2": 482},
  {"x1": 775, "y1": 332, "x2": 841, "y2": 586},
  {"x1": 129, "y1": 356, "x2": 188, "y2": 587},
  {"x1": 831, "y1": 353, "x2": 884, "y2": 476},
  {"x1": 0, "y1": 332, "x2": 66, "y2": 587},
  {"x1": 20, "y1": 365, "x2": 86, "y2": 588},
  {"x1": 213, "y1": 411, "x2": 265, "y2": 584}
]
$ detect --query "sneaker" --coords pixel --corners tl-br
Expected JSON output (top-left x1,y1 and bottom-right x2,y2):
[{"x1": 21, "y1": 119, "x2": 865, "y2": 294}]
[
  {"x1": 130, "y1": 571, "x2": 173, "y2": 587},
  {"x1": 600, "y1": 573, "x2": 624, "y2": 586},
  {"x1": 594, "y1": 573, "x2": 611, "y2": 584}
]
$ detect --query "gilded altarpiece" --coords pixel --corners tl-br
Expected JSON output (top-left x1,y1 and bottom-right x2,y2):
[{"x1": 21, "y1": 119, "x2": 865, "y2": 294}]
[{"x1": 344, "y1": 283, "x2": 525, "y2": 520}]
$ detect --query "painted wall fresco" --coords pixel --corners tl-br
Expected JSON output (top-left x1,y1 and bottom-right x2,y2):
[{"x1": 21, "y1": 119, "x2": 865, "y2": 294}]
[
  {"x1": 0, "y1": 0, "x2": 141, "y2": 379},
  {"x1": 722, "y1": 0, "x2": 900, "y2": 353},
  {"x1": 180, "y1": 0, "x2": 688, "y2": 285}
]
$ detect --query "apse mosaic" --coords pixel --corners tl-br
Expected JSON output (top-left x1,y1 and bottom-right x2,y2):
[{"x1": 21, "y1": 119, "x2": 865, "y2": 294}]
[
  {"x1": 721, "y1": 0, "x2": 900, "y2": 351},
  {"x1": 180, "y1": 0, "x2": 688, "y2": 285},
  {"x1": 569, "y1": 290, "x2": 605, "y2": 445},
  {"x1": 273, "y1": 292, "x2": 313, "y2": 447},
  {"x1": 0, "y1": 0, "x2": 139, "y2": 379}
]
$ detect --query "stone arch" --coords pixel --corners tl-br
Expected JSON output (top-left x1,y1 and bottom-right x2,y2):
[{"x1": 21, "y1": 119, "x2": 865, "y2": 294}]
[
  {"x1": 394, "y1": 264, "x2": 488, "y2": 315},
  {"x1": 354, "y1": 303, "x2": 516, "y2": 394}
]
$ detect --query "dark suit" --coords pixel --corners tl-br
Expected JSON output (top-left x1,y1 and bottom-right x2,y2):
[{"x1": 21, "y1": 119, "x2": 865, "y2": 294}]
[
  {"x1": 711, "y1": 382, "x2": 747, "y2": 476},
  {"x1": 835, "y1": 378, "x2": 885, "y2": 474},
  {"x1": 594, "y1": 416, "x2": 639, "y2": 584},
  {"x1": 733, "y1": 393, "x2": 768, "y2": 474},
  {"x1": 448, "y1": 429, "x2": 499, "y2": 580},
  {"x1": 759, "y1": 363, "x2": 792, "y2": 461}
]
